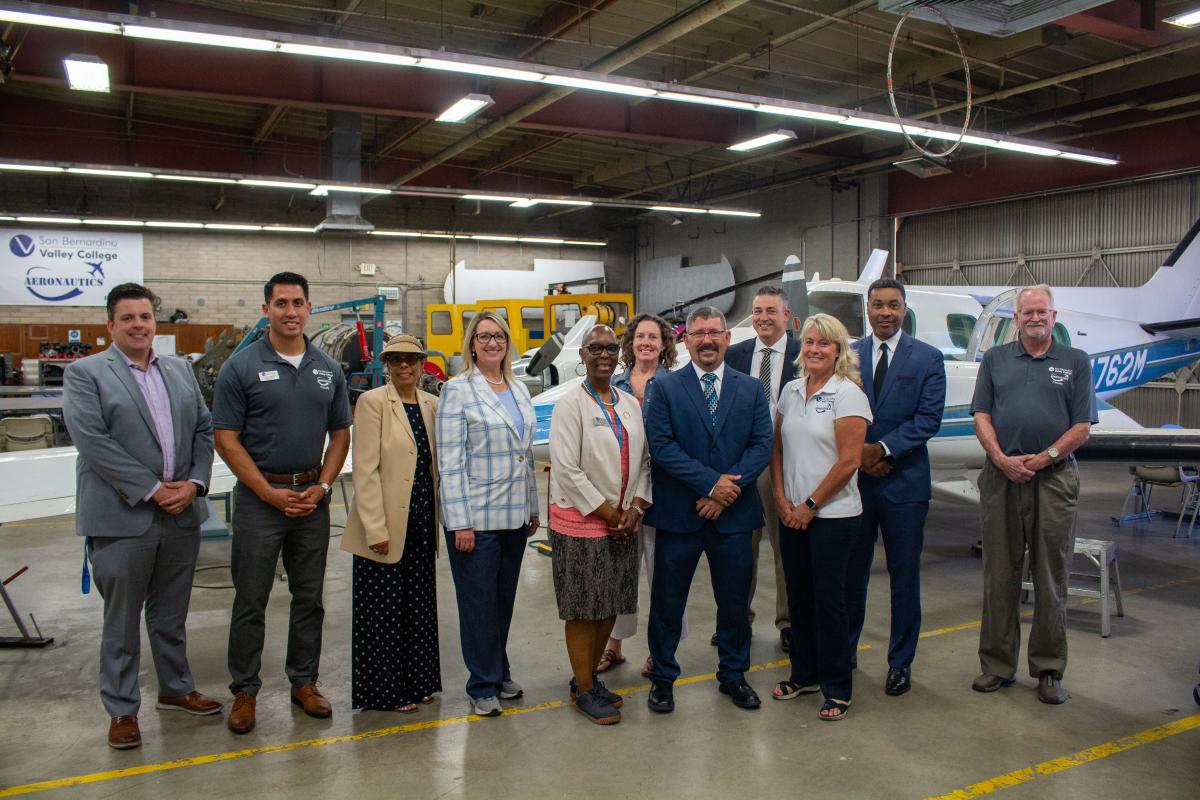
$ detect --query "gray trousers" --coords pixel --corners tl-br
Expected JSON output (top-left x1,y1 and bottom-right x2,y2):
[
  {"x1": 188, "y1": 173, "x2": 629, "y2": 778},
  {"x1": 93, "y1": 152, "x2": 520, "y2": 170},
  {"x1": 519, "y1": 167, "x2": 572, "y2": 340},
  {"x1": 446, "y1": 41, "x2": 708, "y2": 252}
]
[
  {"x1": 748, "y1": 468, "x2": 789, "y2": 630},
  {"x1": 89, "y1": 510, "x2": 200, "y2": 717},
  {"x1": 228, "y1": 482, "x2": 331, "y2": 696},
  {"x1": 978, "y1": 459, "x2": 1078, "y2": 680}
]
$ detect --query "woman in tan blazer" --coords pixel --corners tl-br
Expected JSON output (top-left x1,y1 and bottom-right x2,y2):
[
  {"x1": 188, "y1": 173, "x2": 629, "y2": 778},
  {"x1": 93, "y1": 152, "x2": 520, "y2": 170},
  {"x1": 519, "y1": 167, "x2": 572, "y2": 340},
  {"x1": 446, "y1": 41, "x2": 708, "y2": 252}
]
[{"x1": 343, "y1": 335, "x2": 441, "y2": 713}]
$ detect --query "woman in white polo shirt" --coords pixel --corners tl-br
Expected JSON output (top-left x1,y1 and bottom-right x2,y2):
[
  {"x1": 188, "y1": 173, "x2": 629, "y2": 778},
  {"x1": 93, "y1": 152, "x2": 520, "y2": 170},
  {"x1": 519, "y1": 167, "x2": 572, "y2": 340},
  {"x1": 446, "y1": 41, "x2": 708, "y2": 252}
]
[{"x1": 770, "y1": 313, "x2": 871, "y2": 721}]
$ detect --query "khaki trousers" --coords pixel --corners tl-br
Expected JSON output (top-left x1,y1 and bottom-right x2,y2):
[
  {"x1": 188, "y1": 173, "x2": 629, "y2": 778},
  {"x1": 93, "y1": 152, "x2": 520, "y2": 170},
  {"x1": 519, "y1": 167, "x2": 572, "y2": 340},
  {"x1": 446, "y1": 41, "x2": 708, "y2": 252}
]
[
  {"x1": 978, "y1": 459, "x2": 1078, "y2": 681},
  {"x1": 749, "y1": 468, "x2": 789, "y2": 630}
]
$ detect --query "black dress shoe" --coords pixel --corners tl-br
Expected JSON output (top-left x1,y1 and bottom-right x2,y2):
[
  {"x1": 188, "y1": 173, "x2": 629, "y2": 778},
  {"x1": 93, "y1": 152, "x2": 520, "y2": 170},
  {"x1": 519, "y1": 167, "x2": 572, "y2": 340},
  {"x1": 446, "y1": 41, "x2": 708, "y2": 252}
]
[
  {"x1": 885, "y1": 667, "x2": 911, "y2": 696},
  {"x1": 718, "y1": 680, "x2": 761, "y2": 710},
  {"x1": 780, "y1": 628, "x2": 791, "y2": 653},
  {"x1": 710, "y1": 631, "x2": 719, "y2": 646},
  {"x1": 850, "y1": 653, "x2": 858, "y2": 671},
  {"x1": 648, "y1": 681, "x2": 675, "y2": 713}
]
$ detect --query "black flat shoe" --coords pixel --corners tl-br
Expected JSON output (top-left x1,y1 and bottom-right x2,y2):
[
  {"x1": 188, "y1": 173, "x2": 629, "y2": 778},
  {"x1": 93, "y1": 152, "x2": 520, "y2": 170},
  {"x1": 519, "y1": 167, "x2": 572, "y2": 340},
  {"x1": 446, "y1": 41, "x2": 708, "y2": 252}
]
[
  {"x1": 710, "y1": 631, "x2": 719, "y2": 646},
  {"x1": 718, "y1": 679, "x2": 761, "y2": 710},
  {"x1": 885, "y1": 667, "x2": 911, "y2": 696},
  {"x1": 648, "y1": 681, "x2": 674, "y2": 714}
]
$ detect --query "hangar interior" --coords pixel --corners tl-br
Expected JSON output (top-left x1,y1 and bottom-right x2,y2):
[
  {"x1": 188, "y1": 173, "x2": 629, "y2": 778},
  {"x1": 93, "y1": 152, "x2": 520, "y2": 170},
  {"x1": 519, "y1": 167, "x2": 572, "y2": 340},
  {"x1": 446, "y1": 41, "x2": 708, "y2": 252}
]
[{"x1": 1, "y1": 1, "x2": 1199, "y2": 797}]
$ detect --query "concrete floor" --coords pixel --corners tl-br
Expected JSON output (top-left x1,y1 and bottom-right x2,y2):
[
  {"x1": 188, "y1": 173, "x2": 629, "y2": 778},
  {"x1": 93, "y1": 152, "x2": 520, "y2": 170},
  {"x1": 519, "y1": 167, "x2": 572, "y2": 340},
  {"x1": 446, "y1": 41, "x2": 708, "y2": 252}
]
[{"x1": 1, "y1": 462, "x2": 1198, "y2": 799}]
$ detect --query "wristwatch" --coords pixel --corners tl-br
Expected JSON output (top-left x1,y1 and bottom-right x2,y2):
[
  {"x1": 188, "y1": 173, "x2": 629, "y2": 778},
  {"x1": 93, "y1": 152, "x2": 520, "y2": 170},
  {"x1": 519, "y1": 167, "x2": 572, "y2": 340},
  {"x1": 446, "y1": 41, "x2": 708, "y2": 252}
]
[
  {"x1": 319, "y1": 481, "x2": 333, "y2": 496},
  {"x1": 1046, "y1": 447, "x2": 1060, "y2": 464},
  {"x1": 804, "y1": 497, "x2": 819, "y2": 511}
]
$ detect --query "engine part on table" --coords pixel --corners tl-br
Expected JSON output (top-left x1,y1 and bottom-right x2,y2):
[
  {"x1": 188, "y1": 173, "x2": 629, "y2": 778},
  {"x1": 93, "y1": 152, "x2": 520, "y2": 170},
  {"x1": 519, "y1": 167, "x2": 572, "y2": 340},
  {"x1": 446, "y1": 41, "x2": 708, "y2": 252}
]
[
  {"x1": 39, "y1": 342, "x2": 92, "y2": 359},
  {"x1": 191, "y1": 327, "x2": 246, "y2": 408}
]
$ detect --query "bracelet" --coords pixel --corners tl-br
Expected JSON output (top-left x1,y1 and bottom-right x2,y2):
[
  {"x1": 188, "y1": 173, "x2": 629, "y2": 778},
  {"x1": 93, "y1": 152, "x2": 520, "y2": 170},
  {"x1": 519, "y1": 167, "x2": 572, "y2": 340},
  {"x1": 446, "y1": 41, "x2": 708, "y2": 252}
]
[{"x1": 630, "y1": 505, "x2": 645, "y2": 517}]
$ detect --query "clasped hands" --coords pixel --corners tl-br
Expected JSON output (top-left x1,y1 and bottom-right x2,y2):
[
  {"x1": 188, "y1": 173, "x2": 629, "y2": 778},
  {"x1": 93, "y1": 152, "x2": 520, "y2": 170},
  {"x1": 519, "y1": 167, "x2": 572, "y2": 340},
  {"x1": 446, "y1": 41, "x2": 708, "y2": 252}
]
[
  {"x1": 602, "y1": 505, "x2": 640, "y2": 542},
  {"x1": 859, "y1": 443, "x2": 893, "y2": 478},
  {"x1": 262, "y1": 484, "x2": 326, "y2": 518},
  {"x1": 696, "y1": 473, "x2": 741, "y2": 520},
  {"x1": 775, "y1": 493, "x2": 815, "y2": 531},
  {"x1": 993, "y1": 451, "x2": 1049, "y2": 484},
  {"x1": 152, "y1": 481, "x2": 198, "y2": 515}
]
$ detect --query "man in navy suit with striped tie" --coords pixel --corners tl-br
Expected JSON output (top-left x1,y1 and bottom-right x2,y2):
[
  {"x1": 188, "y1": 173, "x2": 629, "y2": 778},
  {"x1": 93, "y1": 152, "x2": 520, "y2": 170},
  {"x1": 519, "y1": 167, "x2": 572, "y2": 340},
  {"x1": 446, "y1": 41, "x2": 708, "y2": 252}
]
[{"x1": 643, "y1": 306, "x2": 774, "y2": 714}]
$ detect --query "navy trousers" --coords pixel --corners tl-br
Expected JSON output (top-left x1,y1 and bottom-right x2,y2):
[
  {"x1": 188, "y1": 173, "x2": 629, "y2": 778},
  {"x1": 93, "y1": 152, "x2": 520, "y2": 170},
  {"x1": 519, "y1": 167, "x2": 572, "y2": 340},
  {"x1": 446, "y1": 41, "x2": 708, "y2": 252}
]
[
  {"x1": 444, "y1": 528, "x2": 526, "y2": 700},
  {"x1": 648, "y1": 524, "x2": 752, "y2": 686},
  {"x1": 780, "y1": 516, "x2": 859, "y2": 702},
  {"x1": 845, "y1": 487, "x2": 928, "y2": 669}
]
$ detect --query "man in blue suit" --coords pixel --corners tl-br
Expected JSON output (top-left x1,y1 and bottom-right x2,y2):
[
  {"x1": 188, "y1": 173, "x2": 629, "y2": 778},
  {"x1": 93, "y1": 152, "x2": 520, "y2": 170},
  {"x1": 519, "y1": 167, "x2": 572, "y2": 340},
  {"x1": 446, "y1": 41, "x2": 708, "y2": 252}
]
[
  {"x1": 846, "y1": 278, "x2": 945, "y2": 696},
  {"x1": 644, "y1": 306, "x2": 774, "y2": 713}
]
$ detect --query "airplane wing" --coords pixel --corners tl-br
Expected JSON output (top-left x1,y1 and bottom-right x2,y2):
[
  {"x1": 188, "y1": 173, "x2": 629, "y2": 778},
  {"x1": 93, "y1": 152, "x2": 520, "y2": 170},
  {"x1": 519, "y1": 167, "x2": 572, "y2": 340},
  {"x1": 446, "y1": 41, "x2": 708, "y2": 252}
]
[{"x1": 1141, "y1": 318, "x2": 1200, "y2": 340}]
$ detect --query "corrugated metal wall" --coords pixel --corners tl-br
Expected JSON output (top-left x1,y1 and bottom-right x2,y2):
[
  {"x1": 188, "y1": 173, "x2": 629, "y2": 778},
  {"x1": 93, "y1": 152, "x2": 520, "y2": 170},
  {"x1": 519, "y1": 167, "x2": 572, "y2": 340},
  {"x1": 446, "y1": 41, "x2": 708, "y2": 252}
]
[{"x1": 897, "y1": 173, "x2": 1200, "y2": 426}]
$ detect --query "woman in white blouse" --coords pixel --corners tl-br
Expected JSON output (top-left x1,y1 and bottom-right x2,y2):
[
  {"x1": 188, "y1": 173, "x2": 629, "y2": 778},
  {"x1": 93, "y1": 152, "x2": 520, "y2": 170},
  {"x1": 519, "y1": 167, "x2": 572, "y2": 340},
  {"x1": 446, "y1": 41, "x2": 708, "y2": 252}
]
[{"x1": 770, "y1": 313, "x2": 871, "y2": 722}]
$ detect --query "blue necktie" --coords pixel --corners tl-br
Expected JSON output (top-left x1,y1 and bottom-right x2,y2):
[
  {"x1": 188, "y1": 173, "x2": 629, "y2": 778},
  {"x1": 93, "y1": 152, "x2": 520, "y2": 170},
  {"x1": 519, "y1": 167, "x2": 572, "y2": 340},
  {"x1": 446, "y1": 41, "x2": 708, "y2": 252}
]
[{"x1": 701, "y1": 372, "x2": 718, "y2": 424}]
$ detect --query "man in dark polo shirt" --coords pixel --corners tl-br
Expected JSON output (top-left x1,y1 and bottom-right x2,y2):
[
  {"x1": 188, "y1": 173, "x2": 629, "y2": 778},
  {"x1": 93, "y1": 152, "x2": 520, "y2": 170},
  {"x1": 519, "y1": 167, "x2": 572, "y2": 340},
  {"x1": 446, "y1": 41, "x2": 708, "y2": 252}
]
[
  {"x1": 969, "y1": 284, "x2": 1096, "y2": 705},
  {"x1": 212, "y1": 272, "x2": 352, "y2": 733}
]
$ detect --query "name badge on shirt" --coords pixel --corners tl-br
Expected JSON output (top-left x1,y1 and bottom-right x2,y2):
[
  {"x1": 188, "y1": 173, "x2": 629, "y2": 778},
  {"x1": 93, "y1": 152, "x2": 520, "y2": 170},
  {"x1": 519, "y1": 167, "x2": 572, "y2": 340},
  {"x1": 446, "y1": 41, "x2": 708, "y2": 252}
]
[
  {"x1": 815, "y1": 396, "x2": 834, "y2": 414},
  {"x1": 592, "y1": 415, "x2": 610, "y2": 427},
  {"x1": 258, "y1": 370, "x2": 280, "y2": 382}
]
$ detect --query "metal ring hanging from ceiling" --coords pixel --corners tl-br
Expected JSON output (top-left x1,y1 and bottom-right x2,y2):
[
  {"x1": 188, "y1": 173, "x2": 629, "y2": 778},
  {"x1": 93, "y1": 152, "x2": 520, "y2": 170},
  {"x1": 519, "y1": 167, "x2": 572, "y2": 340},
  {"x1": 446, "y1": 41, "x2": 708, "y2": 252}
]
[{"x1": 886, "y1": 6, "x2": 973, "y2": 159}]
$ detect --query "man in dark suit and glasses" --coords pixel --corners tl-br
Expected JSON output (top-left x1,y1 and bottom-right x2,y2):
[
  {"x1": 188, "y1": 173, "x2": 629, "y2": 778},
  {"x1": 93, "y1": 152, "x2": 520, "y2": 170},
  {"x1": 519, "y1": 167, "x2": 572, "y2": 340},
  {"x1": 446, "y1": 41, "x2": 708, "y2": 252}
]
[
  {"x1": 846, "y1": 278, "x2": 945, "y2": 696},
  {"x1": 643, "y1": 306, "x2": 773, "y2": 713}
]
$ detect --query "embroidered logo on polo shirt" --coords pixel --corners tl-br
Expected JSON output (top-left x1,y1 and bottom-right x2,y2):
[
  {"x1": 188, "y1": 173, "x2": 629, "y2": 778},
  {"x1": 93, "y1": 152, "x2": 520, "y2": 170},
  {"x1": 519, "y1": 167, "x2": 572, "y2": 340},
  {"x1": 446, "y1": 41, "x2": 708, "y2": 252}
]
[
  {"x1": 312, "y1": 368, "x2": 334, "y2": 390},
  {"x1": 1048, "y1": 366, "x2": 1073, "y2": 385},
  {"x1": 815, "y1": 396, "x2": 835, "y2": 414}
]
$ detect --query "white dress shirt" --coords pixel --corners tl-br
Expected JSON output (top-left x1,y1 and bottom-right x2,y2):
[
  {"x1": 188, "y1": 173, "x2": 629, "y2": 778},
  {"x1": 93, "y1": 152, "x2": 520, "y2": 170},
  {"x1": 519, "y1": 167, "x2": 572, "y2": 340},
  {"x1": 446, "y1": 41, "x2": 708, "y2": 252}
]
[
  {"x1": 691, "y1": 360, "x2": 726, "y2": 394},
  {"x1": 870, "y1": 329, "x2": 903, "y2": 457},
  {"x1": 749, "y1": 334, "x2": 788, "y2": 414}
]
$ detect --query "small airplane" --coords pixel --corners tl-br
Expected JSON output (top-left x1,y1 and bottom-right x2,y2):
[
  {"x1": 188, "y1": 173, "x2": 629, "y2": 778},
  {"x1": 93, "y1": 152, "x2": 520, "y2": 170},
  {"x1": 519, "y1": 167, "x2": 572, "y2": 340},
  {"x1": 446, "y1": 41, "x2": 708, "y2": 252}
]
[
  {"x1": 87, "y1": 262, "x2": 105, "y2": 278},
  {"x1": 529, "y1": 215, "x2": 1200, "y2": 505}
]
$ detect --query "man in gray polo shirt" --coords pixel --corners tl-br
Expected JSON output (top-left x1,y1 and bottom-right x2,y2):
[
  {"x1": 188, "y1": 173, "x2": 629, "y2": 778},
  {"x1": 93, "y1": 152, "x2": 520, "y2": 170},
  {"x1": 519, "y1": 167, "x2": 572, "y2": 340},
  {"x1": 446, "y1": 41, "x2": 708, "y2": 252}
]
[
  {"x1": 212, "y1": 272, "x2": 352, "y2": 733},
  {"x1": 969, "y1": 283, "x2": 1097, "y2": 705}
]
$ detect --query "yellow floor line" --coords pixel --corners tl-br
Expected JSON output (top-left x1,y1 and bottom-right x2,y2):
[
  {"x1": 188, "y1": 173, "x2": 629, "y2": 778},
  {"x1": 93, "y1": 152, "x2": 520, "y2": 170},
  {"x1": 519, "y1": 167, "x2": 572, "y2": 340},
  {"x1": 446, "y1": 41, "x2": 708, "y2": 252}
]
[
  {"x1": 925, "y1": 713, "x2": 1200, "y2": 800},
  {"x1": 1, "y1": 575, "x2": 1196, "y2": 797}
]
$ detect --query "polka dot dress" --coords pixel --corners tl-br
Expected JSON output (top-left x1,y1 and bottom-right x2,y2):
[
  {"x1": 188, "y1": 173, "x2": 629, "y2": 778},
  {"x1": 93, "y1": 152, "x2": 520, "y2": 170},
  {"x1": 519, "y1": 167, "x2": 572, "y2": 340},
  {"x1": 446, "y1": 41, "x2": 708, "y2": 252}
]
[{"x1": 351, "y1": 401, "x2": 442, "y2": 710}]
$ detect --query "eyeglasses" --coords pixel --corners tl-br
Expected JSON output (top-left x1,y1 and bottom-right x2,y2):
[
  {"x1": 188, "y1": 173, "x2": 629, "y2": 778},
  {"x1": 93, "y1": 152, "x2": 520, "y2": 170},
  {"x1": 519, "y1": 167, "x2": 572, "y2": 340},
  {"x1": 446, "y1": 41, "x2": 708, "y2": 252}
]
[
  {"x1": 473, "y1": 332, "x2": 508, "y2": 344},
  {"x1": 584, "y1": 344, "x2": 621, "y2": 356},
  {"x1": 686, "y1": 329, "x2": 727, "y2": 341},
  {"x1": 385, "y1": 354, "x2": 424, "y2": 365}
]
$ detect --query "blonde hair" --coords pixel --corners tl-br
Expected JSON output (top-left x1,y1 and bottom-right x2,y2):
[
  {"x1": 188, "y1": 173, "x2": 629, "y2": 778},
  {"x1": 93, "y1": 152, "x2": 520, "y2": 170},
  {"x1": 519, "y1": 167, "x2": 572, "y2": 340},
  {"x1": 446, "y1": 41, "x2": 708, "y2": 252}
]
[
  {"x1": 461, "y1": 310, "x2": 517, "y2": 384},
  {"x1": 793, "y1": 312, "x2": 862, "y2": 388}
]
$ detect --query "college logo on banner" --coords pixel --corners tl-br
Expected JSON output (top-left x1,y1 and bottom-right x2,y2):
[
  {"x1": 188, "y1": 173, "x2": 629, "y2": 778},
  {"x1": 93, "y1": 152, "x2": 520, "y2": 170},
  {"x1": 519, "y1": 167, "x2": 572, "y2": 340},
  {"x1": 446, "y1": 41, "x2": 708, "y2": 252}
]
[{"x1": 1, "y1": 229, "x2": 144, "y2": 306}]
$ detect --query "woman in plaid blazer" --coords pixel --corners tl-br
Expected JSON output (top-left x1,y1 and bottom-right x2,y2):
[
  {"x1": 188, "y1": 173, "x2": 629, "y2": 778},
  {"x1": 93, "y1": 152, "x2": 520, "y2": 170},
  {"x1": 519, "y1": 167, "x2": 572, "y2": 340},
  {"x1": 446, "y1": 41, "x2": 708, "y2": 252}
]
[{"x1": 437, "y1": 311, "x2": 540, "y2": 717}]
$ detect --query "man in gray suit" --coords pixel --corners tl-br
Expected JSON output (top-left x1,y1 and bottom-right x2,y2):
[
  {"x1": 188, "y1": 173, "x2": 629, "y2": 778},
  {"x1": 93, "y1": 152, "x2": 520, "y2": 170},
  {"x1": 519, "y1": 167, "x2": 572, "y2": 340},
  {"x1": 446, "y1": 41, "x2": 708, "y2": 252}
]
[{"x1": 64, "y1": 282, "x2": 222, "y2": 750}]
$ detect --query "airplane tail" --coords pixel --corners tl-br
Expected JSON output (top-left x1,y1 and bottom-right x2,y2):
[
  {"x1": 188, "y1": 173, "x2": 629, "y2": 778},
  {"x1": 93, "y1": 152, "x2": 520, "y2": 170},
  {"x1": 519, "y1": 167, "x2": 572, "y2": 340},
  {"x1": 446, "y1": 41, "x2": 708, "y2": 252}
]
[{"x1": 1138, "y1": 215, "x2": 1200, "y2": 328}]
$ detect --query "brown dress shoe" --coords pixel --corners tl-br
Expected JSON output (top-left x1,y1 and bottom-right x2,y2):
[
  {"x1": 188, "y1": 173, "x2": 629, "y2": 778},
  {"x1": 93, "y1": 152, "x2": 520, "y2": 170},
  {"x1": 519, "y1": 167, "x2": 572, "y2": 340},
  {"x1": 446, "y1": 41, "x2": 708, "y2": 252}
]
[
  {"x1": 971, "y1": 673, "x2": 1015, "y2": 693},
  {"x1": 108, "y1": 715, "x2": 141, "y2": 749},
  {"x1": 1037, "y1": 672, "x2": 1068, "y2": 704},
  {"x1": 291, "y1": 683, "x2": 332, "y2": 718},
  {"x1": 157, "y1": 691, "x2": 223, "y2": 716},
  {"x1": 227, "y1": 692, "x2": 256, "y2": 734}
]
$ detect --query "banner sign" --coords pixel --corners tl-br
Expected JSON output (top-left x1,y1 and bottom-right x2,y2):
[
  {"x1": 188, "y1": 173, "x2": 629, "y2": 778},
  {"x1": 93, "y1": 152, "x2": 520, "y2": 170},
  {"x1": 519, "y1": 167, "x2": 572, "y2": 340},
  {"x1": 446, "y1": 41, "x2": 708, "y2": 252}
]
[{"x1": 2, "y1": 228, "x2": 145, "y2": 306}]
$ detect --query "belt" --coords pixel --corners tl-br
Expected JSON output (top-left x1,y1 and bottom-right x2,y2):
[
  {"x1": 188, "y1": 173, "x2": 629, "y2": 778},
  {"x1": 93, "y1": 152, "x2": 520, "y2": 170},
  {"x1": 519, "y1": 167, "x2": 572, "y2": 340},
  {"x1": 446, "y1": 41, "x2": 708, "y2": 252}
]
[{"x1": 263, "y1": 468, "x2": 321, "y2": 486}]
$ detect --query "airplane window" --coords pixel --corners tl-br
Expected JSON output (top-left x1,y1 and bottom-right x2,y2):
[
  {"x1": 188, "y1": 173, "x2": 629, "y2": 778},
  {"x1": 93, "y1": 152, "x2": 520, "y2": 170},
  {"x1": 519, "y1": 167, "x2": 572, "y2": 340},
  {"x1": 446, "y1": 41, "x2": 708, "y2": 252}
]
[
  {"x1": 946, "y1": 314, "x2": 976, "y2": 349},
  {"x1": 430, "y1": 311, "x2": 452, "y2": 335},
  {"x1": 1052, "y1": 323, "x2": 1072, "y2": 346},
  {"x1": 807, "y1": 293, "x2": 864, "y2": 338},
  {"x1": 903, "y1": 308, "x2": 916, "y2": 335}
]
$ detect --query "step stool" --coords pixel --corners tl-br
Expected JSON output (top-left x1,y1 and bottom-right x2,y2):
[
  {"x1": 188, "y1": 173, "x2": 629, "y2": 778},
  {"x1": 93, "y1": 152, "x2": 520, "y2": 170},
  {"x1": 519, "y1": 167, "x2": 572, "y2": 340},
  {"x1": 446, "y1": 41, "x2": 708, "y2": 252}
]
[{"x1": 1021, "y1": 537, "x2": 1124, "y2": 637}]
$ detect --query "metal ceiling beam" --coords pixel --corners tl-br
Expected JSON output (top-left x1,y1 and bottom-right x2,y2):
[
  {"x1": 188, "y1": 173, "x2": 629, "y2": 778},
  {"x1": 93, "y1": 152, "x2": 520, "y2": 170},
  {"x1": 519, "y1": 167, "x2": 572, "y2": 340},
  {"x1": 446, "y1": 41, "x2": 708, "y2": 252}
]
[
  {"x1": 506, "y1": 0, "x2": 618, "y2": 60},
  {"x1": 375, "y1": 118, "x2": 433, "y2": 159},
  {"x1": 475, "y1": 134, "x2": 572, "y2": 178},
  {"x1": 252, "y1": 105, "x2": 288, "y2": 144},
  {"x1": 387, "y1": 0, "x2": 756, "y2": 187}
]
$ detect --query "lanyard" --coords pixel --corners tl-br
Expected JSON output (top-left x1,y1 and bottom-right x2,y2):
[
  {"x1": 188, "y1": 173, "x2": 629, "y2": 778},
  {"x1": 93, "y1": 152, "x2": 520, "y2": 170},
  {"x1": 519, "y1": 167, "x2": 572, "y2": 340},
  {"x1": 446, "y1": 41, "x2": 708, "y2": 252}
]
[{"x1": 583, "y1": 381, "x2": 624, "y2": 452}]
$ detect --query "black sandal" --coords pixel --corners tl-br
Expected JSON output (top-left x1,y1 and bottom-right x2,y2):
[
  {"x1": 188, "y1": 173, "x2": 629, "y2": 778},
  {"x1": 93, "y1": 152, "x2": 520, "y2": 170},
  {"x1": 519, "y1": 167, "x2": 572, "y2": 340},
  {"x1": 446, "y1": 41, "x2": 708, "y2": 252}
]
[
  {"x1": 773, "y1": 680, "x2": 819, "y2": 701},
  {"x1": 819, "y1": 698, "x2": 850, "y2": 721}
]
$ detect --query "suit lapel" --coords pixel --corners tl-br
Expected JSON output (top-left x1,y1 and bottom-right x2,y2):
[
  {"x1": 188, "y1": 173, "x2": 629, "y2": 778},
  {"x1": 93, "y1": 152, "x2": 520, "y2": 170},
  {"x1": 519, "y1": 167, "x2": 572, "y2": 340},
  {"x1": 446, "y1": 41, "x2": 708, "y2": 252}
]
[
  {"x1": 158, "y1": 357, "x2": 188, "y2": 467},
  {"x1": 470, "y1": 372, "x2": 522, "y2": 439},
  {"x1": 876, "y1": 334, "x2": 911, "y2": 407},
  {"x1": 514, "y1": 385, "x2": 535, "y2": 448},
  {"x1": 858, "y1": 336, "x2": 876, "y2": 405},
  {"x1": 419, "y1": 392, "x2": 438, "y2": 470},
  {"x1": 106, "y1": 350, "x2": 160, "y2": 448},
  {"x1": 387, "y1": 383, "x2": 417, "y2": 446},
  {"x1": 684, "y1": 369, "x2": 715, "y2": 438},
  {"x1": 712, "y1": 369, "x2": 736, "y2": 437}
]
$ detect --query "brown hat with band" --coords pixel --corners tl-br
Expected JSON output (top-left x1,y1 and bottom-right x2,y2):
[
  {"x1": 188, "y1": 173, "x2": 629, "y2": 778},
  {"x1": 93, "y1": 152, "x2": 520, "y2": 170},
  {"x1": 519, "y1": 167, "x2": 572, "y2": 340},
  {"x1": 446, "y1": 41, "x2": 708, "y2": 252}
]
[{"x1": 380, "y1": 334, "x2": 427, "y2": 359}]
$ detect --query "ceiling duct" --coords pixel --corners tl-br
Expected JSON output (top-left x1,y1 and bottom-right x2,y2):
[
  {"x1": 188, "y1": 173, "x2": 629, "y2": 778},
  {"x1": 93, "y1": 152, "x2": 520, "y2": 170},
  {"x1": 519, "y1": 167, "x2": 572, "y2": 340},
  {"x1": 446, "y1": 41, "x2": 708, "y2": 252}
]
[
  {"x1": 877, "y1": 1, "x2": 1113, "y2": 36},
  {"x1": 892, "y1": 152, "x2": 952, "y2": 178},
  {"x1": 317, "y1": 111, "x2": 374, "y2": 233}
]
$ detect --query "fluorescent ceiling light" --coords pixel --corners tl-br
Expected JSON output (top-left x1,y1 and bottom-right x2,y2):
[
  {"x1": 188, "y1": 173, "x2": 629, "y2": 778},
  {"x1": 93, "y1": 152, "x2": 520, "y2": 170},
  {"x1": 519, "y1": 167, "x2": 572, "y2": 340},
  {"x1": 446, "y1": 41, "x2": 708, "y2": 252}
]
[
  {"x1": 756, "y1": 104, "x2": 846, "y2": 123},
  {"x1": 541, "y1": 75, "x2": 657, "y2": 97},
  {"x1": 727, "y1": 130, "x2": 797, "y2": 152},
  {"x1": 82, "y1": 219, "x2": 144, "y2": 226},
  {"x1": 961, "y1": 134, "x2": 1000, "y2": 146},
  {"x1": 370, "y1": 230, "x2": 423, "y2": 237},
  {"x1": 991, "y1": 140, "x2": 1062, "y2": 157},
  {"x1": 238, "y1": 178, "x2": 317, "y2": 190},
  {"x1": 0, "y1": 163, "x2": 64, "y2": 173},
  {"x1": 145, "y1": 220, "x2": 204, "y2": 228},
  {"x1": 0, "y1": 216, "x2": 13, "y2": 221},
  {"x1": 123, "y1": 24, "x2": 277, "y2": 52},
  {"x1": 154, "y1": 174, "x2": 238, "y2": 185},
  {"x1": 519, "y1": 237, "x2": 566, "y2": 244},
  {"x1": 510, "y1": 198, "x2": 594, "y2": 208},
  {"x1": 564, "y1": 240, "x2": 606, "y2": 247},
  {"x1": 1059, "y1": 152, "x2": 1120, "y2": 166},
  {"x1": 17, "y1": 216, "x2": 82, "y2": 224},
  {"x1": 419, "y1": 233, "x2": 458, "y2": 239},
  {"x1": 650, "y1": 205, "x2": 707, "y2": 214},
  {"x1": 205, "y1": 223, "x2": 262, "y2": 231},
  {"x1": 67, "y1": 167, "x2": 153, "y2": 178},
  {"x1": 463, "y1": 194, "x2": 528, "y2": 203},
  {"x1": 278, "y1": 43, "x2": 416, "y2": 66},
  {"x1": 840, "y1": 117, "x2": 906, "y2": 134},
  {"x1": 472, "y1": 234, "x2": 520, "y2": 242},
  {"x1": 657, "y1": 92, "x2": 757, "y2": 111},
  {"x1": 708, "y1": 209, "x2": 761, "y2": 218},
  {"x1": 437, "y1": 94, "x2": 494, "y2": 123},
  {"x1": 1164, "y1": 8, "x2": 1200, "y2": 27},
  {"x1": 417, "y1": 58, "x2": 544, "y2": 83},
  {"x1": 262, "y1": 226, "x2": 316, "y2": 233},
  {"x1": 310, "y1": 184, "x2": 393, "y2": 196},
  {"x1": 0, "y1": 9, "x2": 120, "y2": 34},
  {"x1": 63, "y1": 54, "x2": 110, "y2": 92}
]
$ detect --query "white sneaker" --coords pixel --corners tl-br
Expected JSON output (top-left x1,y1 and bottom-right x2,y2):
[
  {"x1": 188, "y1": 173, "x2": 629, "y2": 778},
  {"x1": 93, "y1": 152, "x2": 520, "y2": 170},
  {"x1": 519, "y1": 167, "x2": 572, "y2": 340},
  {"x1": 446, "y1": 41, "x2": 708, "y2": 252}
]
[
  {"x1": 471, "y1": 696, "x2": 502, "y2": 717},
  {"x1": 499, "y1": 680, "x2": 523, "y2": 700}
]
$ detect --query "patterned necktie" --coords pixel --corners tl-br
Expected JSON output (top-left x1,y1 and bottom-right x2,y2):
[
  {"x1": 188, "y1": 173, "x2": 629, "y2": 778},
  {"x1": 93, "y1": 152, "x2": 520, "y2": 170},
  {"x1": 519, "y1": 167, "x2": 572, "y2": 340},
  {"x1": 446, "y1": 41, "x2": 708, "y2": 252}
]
[
  {"x1": 758, "y1": 347, "x2": 773, "y2": 403},
  {"x1": 701, "y1": 372, "x2": 718, "y2": 424},
  {"x1": 874, "y1": 341, "x2": 889, "y2": 397}
]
